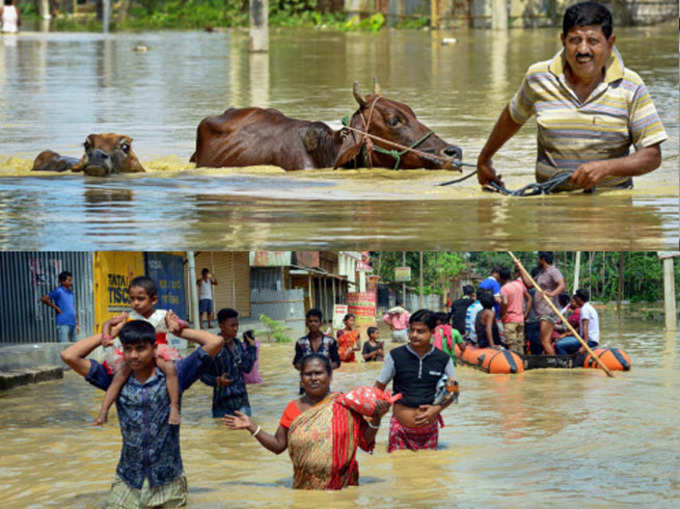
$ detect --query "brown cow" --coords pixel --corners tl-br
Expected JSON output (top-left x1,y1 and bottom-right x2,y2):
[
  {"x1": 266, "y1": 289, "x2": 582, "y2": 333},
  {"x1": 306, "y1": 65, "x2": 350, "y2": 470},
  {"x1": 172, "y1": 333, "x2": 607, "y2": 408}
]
[
  {"x1": 32, "y1": 133, "x2": 145, "y2": 177},
  {"x1": 190, "y1": 80, "x2": 462, "y2": 171}
]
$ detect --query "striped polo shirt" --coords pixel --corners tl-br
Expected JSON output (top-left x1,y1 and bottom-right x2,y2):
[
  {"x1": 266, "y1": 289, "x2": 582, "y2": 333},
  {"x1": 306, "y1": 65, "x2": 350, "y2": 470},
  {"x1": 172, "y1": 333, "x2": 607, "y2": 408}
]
[{"x1": 509, "y1": 47, "x2": 667, "y2": 188}]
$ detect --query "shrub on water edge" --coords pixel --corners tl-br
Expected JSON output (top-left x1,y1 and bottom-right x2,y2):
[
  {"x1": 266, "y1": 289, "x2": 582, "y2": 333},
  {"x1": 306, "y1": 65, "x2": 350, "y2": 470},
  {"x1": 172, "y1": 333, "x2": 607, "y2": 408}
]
[{"x1": 258, "y1": 314, "x2": 293, "y2": 343}]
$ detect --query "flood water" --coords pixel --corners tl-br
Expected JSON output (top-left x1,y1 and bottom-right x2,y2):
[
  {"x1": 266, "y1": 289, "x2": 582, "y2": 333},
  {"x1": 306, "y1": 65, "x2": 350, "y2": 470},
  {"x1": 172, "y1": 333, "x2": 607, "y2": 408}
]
[
  {"x1": 0, "y1": 310, "x2": 678, "y2": 507},
  {"x1": 0, "y1": 25, "x2": 678, "y2": 250}
]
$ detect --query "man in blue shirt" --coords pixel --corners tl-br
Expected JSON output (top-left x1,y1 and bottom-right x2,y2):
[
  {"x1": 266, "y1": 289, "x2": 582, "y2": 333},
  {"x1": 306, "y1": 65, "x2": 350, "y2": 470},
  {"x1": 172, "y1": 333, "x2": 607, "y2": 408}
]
[
  {"x1": 41, "y1": 270, "x2": 79, "y2": 342},
  {"x1": 60, "y1": 312, "x2": 224, "y2": 508},
  {"x1": 477, "y1": 267, "x2": 508, "y2": 317}
]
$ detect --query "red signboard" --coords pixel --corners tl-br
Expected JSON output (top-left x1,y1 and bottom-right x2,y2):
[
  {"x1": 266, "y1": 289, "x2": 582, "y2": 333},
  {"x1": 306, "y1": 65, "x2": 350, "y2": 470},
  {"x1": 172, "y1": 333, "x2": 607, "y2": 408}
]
[{"x1": 347, "y1": 291, "x2": 377, "y2": 327}]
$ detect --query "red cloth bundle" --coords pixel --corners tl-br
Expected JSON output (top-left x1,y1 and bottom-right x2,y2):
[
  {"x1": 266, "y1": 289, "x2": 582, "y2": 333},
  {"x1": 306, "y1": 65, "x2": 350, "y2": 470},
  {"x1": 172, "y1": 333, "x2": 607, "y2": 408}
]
[{"x1": 337, "y1": 386, "x2": 402, "y2": 417}]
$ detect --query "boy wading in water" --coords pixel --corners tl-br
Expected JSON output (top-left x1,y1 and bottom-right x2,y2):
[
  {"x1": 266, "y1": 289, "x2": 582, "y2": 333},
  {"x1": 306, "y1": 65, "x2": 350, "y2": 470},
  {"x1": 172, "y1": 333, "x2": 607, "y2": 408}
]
[
  {"x1": 60, "y1": 314, "x2": 224, "y2": 508},
  {"x1": 95, "y1": 276, "x2": 182, "y2": 426},
  {"x1": 375, "y1": 309, "x2": 457, "y2": 452}
]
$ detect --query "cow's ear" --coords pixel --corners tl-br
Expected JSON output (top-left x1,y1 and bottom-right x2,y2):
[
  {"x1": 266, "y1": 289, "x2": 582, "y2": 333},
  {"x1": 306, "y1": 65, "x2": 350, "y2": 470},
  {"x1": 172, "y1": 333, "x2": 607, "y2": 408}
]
[{"x1": 334, "y1": 131, "x2": 363, "y2": 168}]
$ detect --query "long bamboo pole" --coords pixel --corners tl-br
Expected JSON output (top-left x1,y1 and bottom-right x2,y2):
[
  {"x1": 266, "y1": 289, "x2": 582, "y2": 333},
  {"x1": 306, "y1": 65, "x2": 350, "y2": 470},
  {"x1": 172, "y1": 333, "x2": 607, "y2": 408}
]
[{"x1": 507, "y1": 251, "x2": 614, "y2": 378}]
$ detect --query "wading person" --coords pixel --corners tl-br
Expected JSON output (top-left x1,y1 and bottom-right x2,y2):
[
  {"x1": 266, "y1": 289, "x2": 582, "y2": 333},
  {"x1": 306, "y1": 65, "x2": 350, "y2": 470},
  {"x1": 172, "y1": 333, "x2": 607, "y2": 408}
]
[
  {"x1": 41, "y1": 270, "x2": 79, "y2": 343},
  {"x1": 519, "y1": 252, "x2": 566, "y2": 355},
  {"x1": 96, "y1": 276, "x2": 182, "y2": 426},
  {"x1": 336, "y1": 313, "x2": 361, "y2": 362},
  {"x1": 476, "y1": 1, "x2": 668, "y2": 192},
  {"x1": 293, "y1": 308, "x2": 340, "y2": 371},
  {"x1": 449, "y1": 285, "x2": 475, "y2": 338},
  {"x1": 200, "y1": 308, "x2": 257, "y2": 417},
  {"x1": 0, "y1": 0, "x2": 20, "y2": 34},
  {"x1": 375, "y1": 309, "x2": 457, "y2": 452},
  {"x1": 382, "y1": 304, "x2": 410, "y2": 343},
  {"x1": 224, "y1": 354, "x2": 389, "y2": 490},
  {"x1": 60, "y1": 314, "x2": 224, "y2": 508}
]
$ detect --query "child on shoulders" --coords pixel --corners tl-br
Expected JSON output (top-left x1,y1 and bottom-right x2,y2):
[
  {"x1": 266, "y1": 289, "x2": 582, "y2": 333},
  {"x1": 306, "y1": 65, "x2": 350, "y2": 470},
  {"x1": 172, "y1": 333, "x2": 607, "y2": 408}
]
[{"x1": 95, "y1": 276, "x2": 182, "y2": 426}]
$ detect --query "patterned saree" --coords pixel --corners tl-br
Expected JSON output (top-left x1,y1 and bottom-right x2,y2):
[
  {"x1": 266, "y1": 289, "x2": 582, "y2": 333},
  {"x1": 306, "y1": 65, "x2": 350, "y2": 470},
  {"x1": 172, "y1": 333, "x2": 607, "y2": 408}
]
[{"x1": 287, "y1": 393, "x2": 374, "y2": 490}]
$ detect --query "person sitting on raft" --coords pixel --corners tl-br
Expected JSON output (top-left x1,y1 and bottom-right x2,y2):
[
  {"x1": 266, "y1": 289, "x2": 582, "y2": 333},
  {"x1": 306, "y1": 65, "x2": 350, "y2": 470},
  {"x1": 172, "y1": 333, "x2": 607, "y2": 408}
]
[
  {"x1": 475, "y1": 289, "x2": 508, "y2": 349},
  {"x1": 374, "y1": 309, "x2": 457, "y2": 452},
  {"x1": 555, "y1": 289, "x2": 599, "y2": 355},
  {"x1": 223, "y1": 353, "x2": 389, "y2": 490},
  {"x1": 433, "y1": 311, "x2": 465, "y2": 366}
]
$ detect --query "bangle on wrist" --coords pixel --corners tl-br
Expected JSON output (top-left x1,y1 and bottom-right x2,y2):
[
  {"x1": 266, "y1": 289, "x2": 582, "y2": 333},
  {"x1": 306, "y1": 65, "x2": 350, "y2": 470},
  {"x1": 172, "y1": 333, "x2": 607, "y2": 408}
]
[
  {"x1": 251, "y1": 425, "x2": 262, "y2": 437},
  {"x1": 367, "y1": 420, "x2": 380, "y2": 430}
]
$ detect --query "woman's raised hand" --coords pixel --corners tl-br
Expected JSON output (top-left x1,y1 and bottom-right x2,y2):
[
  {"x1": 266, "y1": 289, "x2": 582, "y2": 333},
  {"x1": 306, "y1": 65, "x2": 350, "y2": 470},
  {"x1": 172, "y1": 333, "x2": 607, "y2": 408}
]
[{"x1": 223, "y1": 410, "x2": 253, "y2": 431}]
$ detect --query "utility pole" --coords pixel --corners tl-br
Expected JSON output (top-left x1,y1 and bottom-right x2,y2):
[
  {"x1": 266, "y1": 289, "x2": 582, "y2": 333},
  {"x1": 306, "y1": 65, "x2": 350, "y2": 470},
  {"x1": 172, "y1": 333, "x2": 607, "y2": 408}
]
[
  {"x1": 186, "y1": 252, "x2": 200, "y2": 329},
  {"x1": 419, "y1": 251, "x2": 424, "y2": 308},
  {"x1": 249, "y1": 0, "x2": 269, "y2": 52},
  {"x1": 402, "y1": 251, "x2": 406, "y2": 306}
]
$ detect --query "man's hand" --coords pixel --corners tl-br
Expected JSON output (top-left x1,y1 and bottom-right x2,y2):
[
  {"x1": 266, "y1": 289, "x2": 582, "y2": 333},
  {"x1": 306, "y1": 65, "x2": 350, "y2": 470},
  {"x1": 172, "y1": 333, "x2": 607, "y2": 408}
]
[
  {"x1": 414, "y1": 404, "x2": 441, "y2": 426},
  {"x1": 373, "y1": 400, "x2": 390, "y2": 420},
  {"x1": 477, "y1": 158, "x2": 505, "y2": 188},
  {"x1": 217, "y1": 374, "x2": 233, "y2": 387},
  {"x1": 570, "y1": 160, "x2": 610, "y2": 190},
  {"x1": 244, "y1": 334, "x2": 256, "y2": 347}
]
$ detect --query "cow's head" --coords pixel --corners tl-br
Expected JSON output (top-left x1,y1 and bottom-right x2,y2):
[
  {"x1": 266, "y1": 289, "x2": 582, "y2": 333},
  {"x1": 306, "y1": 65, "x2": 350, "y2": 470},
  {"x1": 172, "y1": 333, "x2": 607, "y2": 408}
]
[
  {"x1": 71, "y1": 133, "x2": 145, "y2": 177},
  {"x1": 335, "y1": 80, "x2": 462, "y2": 170}
]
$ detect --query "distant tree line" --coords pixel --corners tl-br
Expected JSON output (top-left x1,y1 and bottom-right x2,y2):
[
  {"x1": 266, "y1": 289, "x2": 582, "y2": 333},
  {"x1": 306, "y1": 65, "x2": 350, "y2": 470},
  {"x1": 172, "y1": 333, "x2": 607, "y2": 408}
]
[{"x1": 371, "y1": 252, "x2": 679, "y2": 304}]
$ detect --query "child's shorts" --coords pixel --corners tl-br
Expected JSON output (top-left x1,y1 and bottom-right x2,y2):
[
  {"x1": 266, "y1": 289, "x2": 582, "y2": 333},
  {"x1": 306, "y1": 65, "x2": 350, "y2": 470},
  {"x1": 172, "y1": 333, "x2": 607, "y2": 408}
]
[{"x1": 106, "y1": 474, "x2": 187, "y2": 508}]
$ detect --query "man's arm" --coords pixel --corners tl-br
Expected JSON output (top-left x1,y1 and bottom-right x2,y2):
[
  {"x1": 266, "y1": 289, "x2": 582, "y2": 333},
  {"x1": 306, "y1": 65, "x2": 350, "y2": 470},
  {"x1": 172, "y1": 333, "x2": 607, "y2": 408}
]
[
  {"x1": 570, "y1": 144, "x2": 662, "y2": 190},
  {"x1": 477, "y1": 106, "x2": 523, "y2": 187},
  {"x1": 60, "y1": 333, "x2": 103, "y2": 377},
  {"x1": 547, "y1": 276, "x2": 566, "y2": 299},
  {"x1": 40, "y1": 293, "x2": 60, "y2": 313},
  {"x1": 328, "y1": 339, "x2": 341, "y2": 370},
  {"x1": 176, "y1": 327, "x2": 223, "y2": 358},
  {"x1": 523, "y1": 287, "x2": 532, "y2": 320},
  {"x1": 292, "y1": 341, "x2": 303, "y2": 371}
]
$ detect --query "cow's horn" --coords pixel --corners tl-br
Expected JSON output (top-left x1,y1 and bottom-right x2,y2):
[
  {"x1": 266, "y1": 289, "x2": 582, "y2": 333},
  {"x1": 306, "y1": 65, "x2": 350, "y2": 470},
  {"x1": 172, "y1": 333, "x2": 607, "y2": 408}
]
[
  {"x1": 373, "y1": 77, "x2": 381, "y2": 95},
  {"x1": 353, "y1": 81, "x2": 367, "y2": 107}
]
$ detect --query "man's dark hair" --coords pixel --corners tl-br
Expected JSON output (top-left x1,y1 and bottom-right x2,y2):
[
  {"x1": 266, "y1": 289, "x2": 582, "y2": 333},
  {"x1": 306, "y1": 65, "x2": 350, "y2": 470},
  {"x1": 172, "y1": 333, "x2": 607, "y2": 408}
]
[
  {"x1": 243, "y1": 329, "x2": 254, "y2": 341},
  {"x1": 575, "y1": 288, "x2": 590, "y2": 302},
  {"x1": 498, "y1": 266, "x2": 511, "y2": 283},
  {"x1": 217, "y1": 308, "x2": 239, "y2": 323},
  {"x1": 538, "y1": 251, "x2": 554, "y2": 265},
  {"x1": 434, "y1": 311, "x2": 449, "y2": 325},
  {"x1": 119, "y1": 320, "x2": 156, "y2": 345},
  {"x1": 367, "y1": 326, "x2": 378, "y2": 336},
  {"x1": 409, "y1": 309, "x2": 438, "y2": 331},
  {"x1": 563, "y1": 1, "x2": 613, "y2": 39},
  {"x1": 558, "y1": 292, "x2": 571, "y2": 307},
  {"x1": 128, "y1": 275, "x2": 158, "y2": 297},
  {"x1": 478, "y1": 288, "x2": 495, "y2": 310},
  {"x1": 306, "y1": 308, "x2": 323, "y2": 321},
  {"x1": 300, "y1": 353, "x2": 332, "y2": 375},
  {"x1": 202, "y1": 268, "x2": 210, "y2": 275},
  {"x1": 462, "y1": 284, "x2": 475, "y2": 296},
  {"x1": 58, "y1": 271, "x2": 72, "y2": 283}
]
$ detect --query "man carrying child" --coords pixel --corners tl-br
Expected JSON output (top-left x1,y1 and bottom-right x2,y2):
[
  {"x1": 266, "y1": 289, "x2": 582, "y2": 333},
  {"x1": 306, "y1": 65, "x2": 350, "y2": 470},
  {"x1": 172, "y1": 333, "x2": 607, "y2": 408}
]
[{"x1": 60, "y1": 311, "x2": 224, "y2": 508}]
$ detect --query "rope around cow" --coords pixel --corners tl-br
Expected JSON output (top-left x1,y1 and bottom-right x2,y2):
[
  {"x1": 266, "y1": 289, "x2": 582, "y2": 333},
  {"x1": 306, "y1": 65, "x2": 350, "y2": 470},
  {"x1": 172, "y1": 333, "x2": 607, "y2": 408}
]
[{"x1": 341, "y1": 99, "x2": 574, "y2": 195}]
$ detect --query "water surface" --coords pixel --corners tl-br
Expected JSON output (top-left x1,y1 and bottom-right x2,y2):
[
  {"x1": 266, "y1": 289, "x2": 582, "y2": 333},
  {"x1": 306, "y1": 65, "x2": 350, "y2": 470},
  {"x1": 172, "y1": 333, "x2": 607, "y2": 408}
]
[
  {"x1": 0, "y1": 309, "x2": 677, "y2": 507},
  {"x1": 0, "y1": 25, "x2": 677, "y2": 250}
]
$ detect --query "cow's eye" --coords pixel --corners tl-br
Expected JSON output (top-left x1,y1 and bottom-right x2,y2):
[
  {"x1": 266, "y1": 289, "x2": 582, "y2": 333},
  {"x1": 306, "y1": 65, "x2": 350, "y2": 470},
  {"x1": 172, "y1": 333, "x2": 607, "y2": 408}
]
[
  {"x1": 84, "y1": 141, "x2": 90, "y2": 151},
  {"x1": 388, "y1": 117, "x2": 400, "y2": 127},
  {"x1": 120, "y1": 143, "x2": 130, "y2": 153}
]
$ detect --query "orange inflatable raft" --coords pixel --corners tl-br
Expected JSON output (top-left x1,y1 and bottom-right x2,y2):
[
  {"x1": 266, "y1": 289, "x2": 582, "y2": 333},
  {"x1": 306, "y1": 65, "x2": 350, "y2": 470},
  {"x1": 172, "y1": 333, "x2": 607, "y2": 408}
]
[
  {"x1": 583, "y1": 347, "x2": 631, "y2": 371},
  {"x1": 454, "y1": 344, "x2": 524, "y2": 374}
]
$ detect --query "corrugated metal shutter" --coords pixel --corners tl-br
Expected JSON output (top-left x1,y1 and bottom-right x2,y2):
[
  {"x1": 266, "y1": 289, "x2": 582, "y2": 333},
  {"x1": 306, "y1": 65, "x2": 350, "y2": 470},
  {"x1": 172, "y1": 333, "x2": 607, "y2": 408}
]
[
  {"x1": 195, "y1": 252, "x2": 251, "y2": 317},
  {"x1": 251, "y1": 288, "x2": 305, "y2": 339},
  {"x1": 0, "y1": 252, "x2": 94, "y2": 344}
]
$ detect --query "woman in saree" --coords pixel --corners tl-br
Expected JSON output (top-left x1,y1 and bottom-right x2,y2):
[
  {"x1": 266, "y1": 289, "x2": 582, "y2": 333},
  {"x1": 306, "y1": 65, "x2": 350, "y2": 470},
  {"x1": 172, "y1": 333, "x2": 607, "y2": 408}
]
[
  {"x1": 337, "y1": 313, "x2": 361, "y2": 363},
  {"x1": 224, "y1": 353, "x2": 389, "y2": 490}
]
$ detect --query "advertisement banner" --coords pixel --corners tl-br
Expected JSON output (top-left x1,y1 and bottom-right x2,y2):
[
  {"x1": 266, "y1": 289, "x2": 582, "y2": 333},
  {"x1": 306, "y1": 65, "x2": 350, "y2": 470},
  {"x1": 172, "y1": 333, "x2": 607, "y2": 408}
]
[
  {"x1": 346, "y1": 292, "x2": 377, "y2": 327},
  {"x1": 249, "y1": 251, "x2": 292, "y2": 267},
  {"x1": 333, "y1": 304, "x2": 349, "y2": 330},
  {"x1": 145, "y1": 253, "x2": 187, "y2": 320},
  {"x1": 94, "y1": 252, "x2": 145, "y2": 332},
  {"x1": 394, "y1": 266, "x2": 411, "y2": 282}
]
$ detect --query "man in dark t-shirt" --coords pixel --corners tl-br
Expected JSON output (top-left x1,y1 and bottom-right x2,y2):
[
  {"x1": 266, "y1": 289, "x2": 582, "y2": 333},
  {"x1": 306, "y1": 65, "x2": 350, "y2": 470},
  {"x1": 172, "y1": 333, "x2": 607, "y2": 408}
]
[{"x1": 449, "y1": 285, "x2": 475, "y2": 337}]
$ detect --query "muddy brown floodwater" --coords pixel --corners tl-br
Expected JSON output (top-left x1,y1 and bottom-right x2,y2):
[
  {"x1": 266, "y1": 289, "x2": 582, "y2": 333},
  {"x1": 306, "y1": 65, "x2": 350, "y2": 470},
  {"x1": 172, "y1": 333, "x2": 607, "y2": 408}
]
[
  {"x1": 0, "y1": 25, "x2": 677, "y2": 250},
  {"x1": 0, "y1": 309, "x2": 678, "y2": 507}
]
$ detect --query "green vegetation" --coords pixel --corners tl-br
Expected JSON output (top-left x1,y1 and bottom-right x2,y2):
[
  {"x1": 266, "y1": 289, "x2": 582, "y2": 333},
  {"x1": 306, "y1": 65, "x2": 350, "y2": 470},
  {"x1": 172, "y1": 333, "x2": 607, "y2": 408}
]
[
  {"x1": 22, "y1": 1, "x2": 420, "y2": 32},
  {"x1": 371, "y1": 252, "x2": 680, "y2": 304},
  {"x1": 258, "y1": 313, "x2": 292, "y2": 343}
]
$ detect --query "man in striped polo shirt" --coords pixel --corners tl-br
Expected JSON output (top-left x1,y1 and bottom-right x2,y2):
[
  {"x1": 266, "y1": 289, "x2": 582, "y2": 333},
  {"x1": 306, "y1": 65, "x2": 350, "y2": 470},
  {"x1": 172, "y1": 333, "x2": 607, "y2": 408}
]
[{"x1": 477, "y1": 1, "x2": 668, "y2": 192}]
